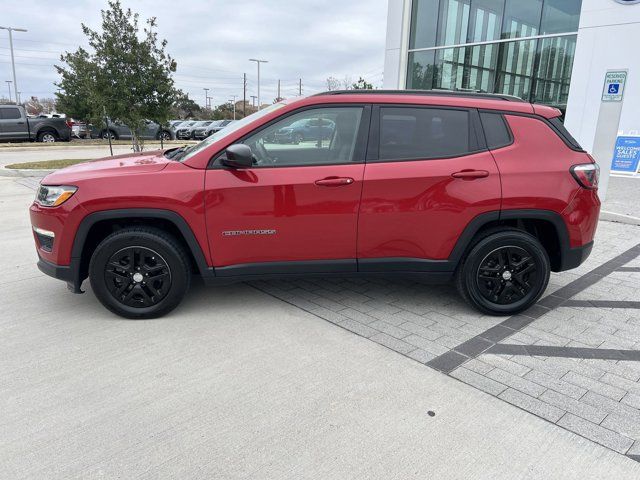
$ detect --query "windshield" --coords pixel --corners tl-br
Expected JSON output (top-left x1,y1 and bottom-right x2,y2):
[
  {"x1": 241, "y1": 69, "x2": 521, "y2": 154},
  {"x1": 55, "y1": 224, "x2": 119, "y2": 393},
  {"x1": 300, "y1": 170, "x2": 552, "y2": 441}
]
[{"x1": 176, "y1": 103, "x2": 286, "y2": 162}]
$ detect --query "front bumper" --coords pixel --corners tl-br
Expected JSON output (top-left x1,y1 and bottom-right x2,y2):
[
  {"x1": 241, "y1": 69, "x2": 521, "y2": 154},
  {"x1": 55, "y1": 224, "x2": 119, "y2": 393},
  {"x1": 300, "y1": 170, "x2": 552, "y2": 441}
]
[{"x1": 37, "y1": 256, "x2": 83, "y2": 293}]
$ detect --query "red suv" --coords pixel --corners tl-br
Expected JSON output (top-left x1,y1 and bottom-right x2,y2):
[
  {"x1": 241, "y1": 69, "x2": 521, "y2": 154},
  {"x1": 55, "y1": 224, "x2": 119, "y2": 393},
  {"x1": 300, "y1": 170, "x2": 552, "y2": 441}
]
[{"x1": 30, "y1": 91, "x2": 600, "y2": 318}]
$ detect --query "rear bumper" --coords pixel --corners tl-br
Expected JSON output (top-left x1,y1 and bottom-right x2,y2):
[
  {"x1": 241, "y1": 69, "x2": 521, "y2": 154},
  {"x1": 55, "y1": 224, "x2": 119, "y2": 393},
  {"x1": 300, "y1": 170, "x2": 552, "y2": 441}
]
[{"x1": 560, "y1": 241, "x2": 593, "y2": 271}]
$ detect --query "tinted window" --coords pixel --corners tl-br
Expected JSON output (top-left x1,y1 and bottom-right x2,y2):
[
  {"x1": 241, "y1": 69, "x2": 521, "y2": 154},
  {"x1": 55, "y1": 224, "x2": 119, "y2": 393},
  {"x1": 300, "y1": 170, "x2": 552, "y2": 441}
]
[
  {"x1": 379, "y1": 107, "x2": 473, "y2": 160},
  {"x1": 242, "y1": 107, "x2": 363, "y2": 167},
  {"x1": 549, "y1": 117, "x2": 583, "y2": 151},
  {"x1": 480, "y1": 112, "x2": 511, "y2": 149},
  {"x1": 1, "y1": 108, "x2": 22, "y2": 120}
]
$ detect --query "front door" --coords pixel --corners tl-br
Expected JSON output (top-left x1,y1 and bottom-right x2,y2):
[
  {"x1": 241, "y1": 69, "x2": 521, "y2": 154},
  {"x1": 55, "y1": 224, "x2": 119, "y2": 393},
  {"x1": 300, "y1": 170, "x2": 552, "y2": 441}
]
[
  {"x1": 0, "y1": 106, "x2": 28, "y2": 140},
  {"x1": 205, "y1": 105, "x2": 370, "y2": 275},
  {"x1": 358, "y1": 105, "x2": 502, "y2": 268}
]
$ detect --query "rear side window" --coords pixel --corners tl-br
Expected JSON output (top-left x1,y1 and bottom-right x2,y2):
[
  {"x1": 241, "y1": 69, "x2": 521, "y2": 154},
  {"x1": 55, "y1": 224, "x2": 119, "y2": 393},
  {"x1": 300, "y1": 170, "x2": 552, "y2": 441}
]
[
  {"x1": 480, "y1": 112, "x2": 512, "y2": 150},
  {"x1": 0, "y1": 108, "x2": 21, "y2": 120},
  {"x1": 379, "y1": 107, "x2": 474, "y2": 161},
  {"x1": 549, "y1": 117, "x2": 584, "y2": 151}
]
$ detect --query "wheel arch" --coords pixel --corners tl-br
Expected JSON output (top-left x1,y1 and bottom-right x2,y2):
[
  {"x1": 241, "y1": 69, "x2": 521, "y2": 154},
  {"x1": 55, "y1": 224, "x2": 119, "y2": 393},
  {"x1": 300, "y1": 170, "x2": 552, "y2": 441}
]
[
  {"x1": 36, "y1": 126, "x2": 58, "y2": 140},
  {"x1": 71, "y1": 209, "x2": 211, "y2": 289},
  {"x1": 449, "y1": 209, "x2": 570, "y2": 272}
]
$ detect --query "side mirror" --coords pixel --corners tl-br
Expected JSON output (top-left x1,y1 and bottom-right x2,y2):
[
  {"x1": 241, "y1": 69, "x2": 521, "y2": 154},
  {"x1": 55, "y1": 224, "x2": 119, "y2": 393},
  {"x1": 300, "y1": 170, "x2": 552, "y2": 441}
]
[{"x1": 222, "y1": 144, "x2": 253, "y2": 169}]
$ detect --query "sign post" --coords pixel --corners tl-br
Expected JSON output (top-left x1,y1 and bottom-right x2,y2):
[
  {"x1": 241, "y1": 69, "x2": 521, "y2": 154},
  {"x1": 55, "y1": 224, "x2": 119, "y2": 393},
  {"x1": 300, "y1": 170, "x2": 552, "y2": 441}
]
[{"x1": 590, "y1": 69, "x2": 628, "y2": 200}]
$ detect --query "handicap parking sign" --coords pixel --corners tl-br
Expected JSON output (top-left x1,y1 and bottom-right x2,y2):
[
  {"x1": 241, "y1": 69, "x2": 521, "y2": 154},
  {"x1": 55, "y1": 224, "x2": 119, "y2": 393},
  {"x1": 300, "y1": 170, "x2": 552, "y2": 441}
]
[{"x1": 602, "y1": 71, "x2": 627, "y2": 101}]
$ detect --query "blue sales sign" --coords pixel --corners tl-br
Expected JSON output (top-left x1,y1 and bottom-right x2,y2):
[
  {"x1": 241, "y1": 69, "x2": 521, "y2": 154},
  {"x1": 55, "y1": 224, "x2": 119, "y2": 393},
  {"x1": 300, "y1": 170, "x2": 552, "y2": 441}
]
[{"x1": 611, "y1": 136, "x2": 640, "y2": 173}]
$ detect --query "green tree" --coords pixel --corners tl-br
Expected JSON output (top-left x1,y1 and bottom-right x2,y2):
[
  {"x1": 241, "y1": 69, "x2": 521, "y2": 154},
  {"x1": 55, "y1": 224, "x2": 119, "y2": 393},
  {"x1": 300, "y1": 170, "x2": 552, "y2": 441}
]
[
  {"x1": 55, "y1": 0, "x2": 177, "y2": 151},
  {"x1": 351, "y1": 77, "x2": 374, "y2": 90},
  {"x1": 170, "y1": 90, "x2": 201, "y2": 119}
]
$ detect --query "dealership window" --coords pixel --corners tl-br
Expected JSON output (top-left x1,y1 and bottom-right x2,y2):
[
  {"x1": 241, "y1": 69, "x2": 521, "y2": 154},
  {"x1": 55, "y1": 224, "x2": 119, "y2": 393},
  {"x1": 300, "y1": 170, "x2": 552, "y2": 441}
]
[
  {"x1": 406, "y1": 1, "x2": 582, "y2": 114},
  {"x1": 530, "y1": 35, "x2": 576, "y2": 109},
  {"x1": 378, "y1": 107, "x2": 472, "y2": 161},
  {"x1": 467, "y1": 0, "x2": 504, "y2": 43},
  {"x1": 540, "y1": 0, "x2": 581, "y2": 34},
  {"x1": 410, "y1": 0, "x2": 440, "y2": 49},
  {"x1": 501, "y1": 0, "x2": 543, "y2": 39}
]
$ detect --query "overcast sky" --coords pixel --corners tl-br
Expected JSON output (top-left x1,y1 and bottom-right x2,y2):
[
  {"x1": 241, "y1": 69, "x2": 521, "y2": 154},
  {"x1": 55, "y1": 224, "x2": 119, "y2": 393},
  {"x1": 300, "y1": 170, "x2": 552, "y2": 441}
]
[{"x1": 0, "y1": 0, "x2": 388, "y2": 108}]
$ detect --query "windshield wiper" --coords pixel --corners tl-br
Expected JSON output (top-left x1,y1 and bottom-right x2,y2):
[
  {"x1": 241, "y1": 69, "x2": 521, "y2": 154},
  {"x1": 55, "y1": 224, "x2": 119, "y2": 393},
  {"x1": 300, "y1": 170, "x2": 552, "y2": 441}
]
[{"x1": 164, "y1": 145, "x2": 192, "y2": 160}]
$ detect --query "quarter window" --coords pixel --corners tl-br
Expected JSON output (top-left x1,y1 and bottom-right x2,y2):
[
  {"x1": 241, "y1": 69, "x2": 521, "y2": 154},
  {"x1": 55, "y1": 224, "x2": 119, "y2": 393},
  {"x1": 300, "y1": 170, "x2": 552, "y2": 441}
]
[
  {"x1": 480, "y1": 112, "x2": 512, "y2": 149},
  {"x1": 379, "y1": 107, "x2": 474, "y2": 161},
  {"x1": 241, "y1": 107, "x2": 364, "y2": 167}
]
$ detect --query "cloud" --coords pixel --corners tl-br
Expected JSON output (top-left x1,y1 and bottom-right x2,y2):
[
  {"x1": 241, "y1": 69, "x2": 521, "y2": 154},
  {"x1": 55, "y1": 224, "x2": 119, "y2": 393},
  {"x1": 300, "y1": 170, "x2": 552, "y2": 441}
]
[{"x1": 0, "y1": 0, "x2": 387, "y2": 108}]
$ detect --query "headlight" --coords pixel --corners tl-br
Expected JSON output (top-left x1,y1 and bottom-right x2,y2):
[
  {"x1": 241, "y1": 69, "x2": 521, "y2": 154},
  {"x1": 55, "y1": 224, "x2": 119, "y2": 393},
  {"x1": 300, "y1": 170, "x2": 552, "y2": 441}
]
[{"x1": 36, "y1": 185, "x2": 77, "y2": 207}]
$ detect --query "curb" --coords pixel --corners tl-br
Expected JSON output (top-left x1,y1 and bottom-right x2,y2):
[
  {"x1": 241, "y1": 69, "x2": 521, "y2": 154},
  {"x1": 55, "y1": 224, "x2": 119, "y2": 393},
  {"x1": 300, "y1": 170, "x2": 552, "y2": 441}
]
[
  {"x1": 600, "y1": 210, "x2": 640, "y2": 226},
  {"x1": 0, "y1": 166, "x2": 54, "y2": 178}
]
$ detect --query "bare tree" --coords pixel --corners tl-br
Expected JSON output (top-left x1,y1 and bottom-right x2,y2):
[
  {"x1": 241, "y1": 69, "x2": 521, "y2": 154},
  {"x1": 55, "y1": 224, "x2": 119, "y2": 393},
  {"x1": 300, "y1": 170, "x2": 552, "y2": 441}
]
[
  {"x1": 325, "y1": 76, "x2": 341, "y2": 91},
  {"x1": 341, "y1": 75, "x2": 353, "y2": 90}
]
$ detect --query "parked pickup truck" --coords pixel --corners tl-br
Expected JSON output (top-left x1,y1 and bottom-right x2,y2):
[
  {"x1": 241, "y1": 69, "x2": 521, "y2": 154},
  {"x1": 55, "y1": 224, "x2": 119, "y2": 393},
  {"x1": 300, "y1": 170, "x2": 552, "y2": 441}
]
[{"x1": 0, "y1": 105, "x2": 72, "y2": 143}]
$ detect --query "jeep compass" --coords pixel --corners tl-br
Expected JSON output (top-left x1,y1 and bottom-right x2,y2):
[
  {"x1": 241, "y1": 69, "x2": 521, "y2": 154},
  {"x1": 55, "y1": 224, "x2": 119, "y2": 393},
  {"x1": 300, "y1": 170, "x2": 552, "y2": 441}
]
[{"x1": 30, "y1": 91, "x2": 600, "y2": 318}]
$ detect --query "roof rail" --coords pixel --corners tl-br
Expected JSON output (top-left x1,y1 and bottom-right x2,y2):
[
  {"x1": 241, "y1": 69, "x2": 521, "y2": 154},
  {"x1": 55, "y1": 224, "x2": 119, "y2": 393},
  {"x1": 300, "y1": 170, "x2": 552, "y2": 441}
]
[{"x1": 314, "y1": 89, "x2": 527, "y2": 103}]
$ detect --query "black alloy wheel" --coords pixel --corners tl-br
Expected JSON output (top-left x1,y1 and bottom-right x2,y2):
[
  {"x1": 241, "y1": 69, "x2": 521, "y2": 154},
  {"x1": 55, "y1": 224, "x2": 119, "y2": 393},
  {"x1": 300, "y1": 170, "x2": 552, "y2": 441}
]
[
  {"x1": 476, "y1": 246, "x2": 537, "y2": 305},
  {"x1": 456, "y1": 229, "x2": 550, "y2": 315},
  {"x1": 89, "y1": 227, "x2": 191, "y2": 319},
  {"x1": 104, "y1": 246, "x2": 172, "y2": 308}
]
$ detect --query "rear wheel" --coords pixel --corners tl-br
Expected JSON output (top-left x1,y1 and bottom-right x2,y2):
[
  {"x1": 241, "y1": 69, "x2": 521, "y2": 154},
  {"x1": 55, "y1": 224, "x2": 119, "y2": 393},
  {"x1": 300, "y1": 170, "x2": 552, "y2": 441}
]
[
  {"x1": 455, "y1": 229, "x2": 550, "y2": 315},
  {"x1": 89, "y1": 227, "x2": 191, "y2": 319},
  {"x1": 158, "y1": 130, "x2": 171, "y2": 141},
  {"x1": 38, "y1": 131, "x2": 57, "y2": 143}
]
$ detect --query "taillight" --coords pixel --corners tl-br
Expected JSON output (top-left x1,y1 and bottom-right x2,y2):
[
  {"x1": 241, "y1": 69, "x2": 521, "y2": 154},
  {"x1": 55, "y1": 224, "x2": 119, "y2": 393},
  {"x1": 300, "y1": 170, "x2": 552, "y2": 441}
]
[
  {"x1": 65, "y1": 120, "x2": 74, "y2": 128},
  {"x1": 570, "y1": 163, "x2": 599, "y2": 190}
]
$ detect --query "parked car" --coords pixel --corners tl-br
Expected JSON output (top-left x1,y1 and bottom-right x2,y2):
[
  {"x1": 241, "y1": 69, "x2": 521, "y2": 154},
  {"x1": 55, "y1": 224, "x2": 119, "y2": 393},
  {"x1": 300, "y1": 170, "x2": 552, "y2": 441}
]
[
  {"x1": 193, "y1": 120, "x2": 234, "y2": 140},
  {"x1": 0, "y1": 104, "x2": 71, "y2": 143},
  {"x1": 273, "y1": 117, "x2": 335, "y2": 144},
  {"x1": 175, "y1": 120, "x2": 210, "y2": 140},
  {"x1": 30, "y1": 90, "x2": 600, "y2": 319},
  {"x1": 67, "y1": 119, "x2": 90, "y2": 139},
  {"x1": 95, "y1": 119, "x2": 174, "y2": 141}
]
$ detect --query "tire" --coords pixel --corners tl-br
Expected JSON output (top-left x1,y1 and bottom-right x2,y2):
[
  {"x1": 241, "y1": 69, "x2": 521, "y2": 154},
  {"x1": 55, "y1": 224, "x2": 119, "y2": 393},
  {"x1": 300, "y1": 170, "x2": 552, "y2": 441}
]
[
  {"x1": 157, "y1": 130, "x2": 171, "y2": 141},
  {"x1": 455, "y1": 229, "x2": 550, "y2": 316},
  {"x1": 38, "y1": 131, "x2": 57, "y2": 143},
  {"x1": 89, "y1": 227, "x2": 191, "y2": 319},
  {"x1": 101, "y1": 129, "x2": 118, "y2": 140},
  {"x1": 292, "y1": 133, "x2": 303, "y2": 145}
]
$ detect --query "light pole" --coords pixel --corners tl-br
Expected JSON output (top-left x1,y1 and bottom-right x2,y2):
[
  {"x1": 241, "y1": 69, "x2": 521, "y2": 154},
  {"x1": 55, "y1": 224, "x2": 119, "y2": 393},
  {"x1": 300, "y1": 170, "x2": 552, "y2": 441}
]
[
  {"x1": 248, "y1": 58, "x2": 268, "y2": 109},
  {"x1": 203, "y1": 87, "x2": 209, "y2": 109},
  {"x1": 0, "y1": 26, "x2": 27, "y2": 105},
  {"x1": 228, "y1": 95, "x2": 237, "y2": 120},
  {"x1": 5, "y1": 80, "x2": 12, "y2": 102}
]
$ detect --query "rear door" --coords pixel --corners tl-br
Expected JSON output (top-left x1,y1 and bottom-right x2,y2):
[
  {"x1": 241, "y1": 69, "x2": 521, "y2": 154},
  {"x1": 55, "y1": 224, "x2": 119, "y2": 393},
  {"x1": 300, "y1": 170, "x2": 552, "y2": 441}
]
[
  {"x1": 0, "y1": 106, "x2": 29, "y2": 140},
  {"x1": 357, "y1": 105, "x2": 502, "y2": 269}
]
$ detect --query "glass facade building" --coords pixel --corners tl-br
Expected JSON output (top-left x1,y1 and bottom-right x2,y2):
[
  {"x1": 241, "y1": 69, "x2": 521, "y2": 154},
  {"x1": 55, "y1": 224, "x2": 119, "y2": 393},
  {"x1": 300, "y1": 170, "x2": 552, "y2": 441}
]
[{"x1": 406, "y1": 0, "x2": 582, "y2": 113}]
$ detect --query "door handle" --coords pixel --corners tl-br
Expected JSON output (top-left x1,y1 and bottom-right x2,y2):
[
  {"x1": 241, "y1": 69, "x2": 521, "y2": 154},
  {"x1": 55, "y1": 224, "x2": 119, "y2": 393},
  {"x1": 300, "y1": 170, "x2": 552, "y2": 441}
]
[
  {"x1": 315, "y1": 176, "x2": 355, "y2": 187},
  {"x1": 451, "y1": 169, "x2": 489, "y2": 179}
]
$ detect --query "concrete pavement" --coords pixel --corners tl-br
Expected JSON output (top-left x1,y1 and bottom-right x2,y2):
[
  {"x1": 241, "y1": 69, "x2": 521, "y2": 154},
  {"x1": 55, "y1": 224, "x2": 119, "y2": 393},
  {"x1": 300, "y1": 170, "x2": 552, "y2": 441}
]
[{"x1": 2, "y1": 178, "x2": 640, "y2": 477}]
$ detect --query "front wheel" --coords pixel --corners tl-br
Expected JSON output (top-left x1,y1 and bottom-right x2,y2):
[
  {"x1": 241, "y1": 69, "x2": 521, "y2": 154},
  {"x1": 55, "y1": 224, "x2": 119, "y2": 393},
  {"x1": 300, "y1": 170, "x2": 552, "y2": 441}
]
[
  {"x1": 89, "y1": 227, "x2": 191, "y2": 319},
  {"x1": 455, "y1": 230, "x2": 550, "y2": 316}
]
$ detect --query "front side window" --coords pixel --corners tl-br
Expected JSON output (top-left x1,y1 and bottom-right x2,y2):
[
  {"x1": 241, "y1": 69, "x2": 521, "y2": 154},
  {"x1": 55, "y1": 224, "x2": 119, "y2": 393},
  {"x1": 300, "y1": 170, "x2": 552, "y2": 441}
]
[
  {"x1": 241, "y1": 107, "x2": 363, "y2": 167},
  {"x1": 379, "y1": 107, "x2": 473, "y2": 161}
]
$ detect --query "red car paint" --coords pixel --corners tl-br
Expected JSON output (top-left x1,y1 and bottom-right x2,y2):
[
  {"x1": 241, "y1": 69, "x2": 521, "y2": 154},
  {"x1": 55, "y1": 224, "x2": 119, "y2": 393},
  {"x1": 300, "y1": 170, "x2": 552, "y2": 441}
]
[{"x1": 30, "y1": 92, "x2": 600, "y2": 291}]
